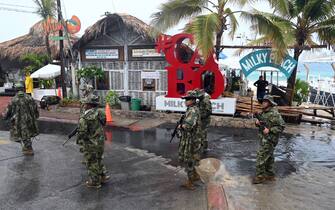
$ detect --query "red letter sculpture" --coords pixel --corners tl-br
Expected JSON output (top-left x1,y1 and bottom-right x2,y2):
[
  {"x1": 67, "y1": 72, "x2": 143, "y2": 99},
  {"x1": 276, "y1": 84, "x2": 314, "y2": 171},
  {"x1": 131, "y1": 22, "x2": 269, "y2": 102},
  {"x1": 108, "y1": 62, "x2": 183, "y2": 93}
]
[{"x1": 156, "y1": 33, "x2": 224, "y2": 99}]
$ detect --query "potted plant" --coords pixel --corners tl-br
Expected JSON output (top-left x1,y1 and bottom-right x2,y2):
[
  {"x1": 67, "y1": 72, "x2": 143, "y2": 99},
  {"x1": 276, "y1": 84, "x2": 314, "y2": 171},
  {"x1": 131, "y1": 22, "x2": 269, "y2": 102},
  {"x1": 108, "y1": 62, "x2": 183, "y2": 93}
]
[{"x1": 293, "y1": 79, "x2": 309, "y2": 106}]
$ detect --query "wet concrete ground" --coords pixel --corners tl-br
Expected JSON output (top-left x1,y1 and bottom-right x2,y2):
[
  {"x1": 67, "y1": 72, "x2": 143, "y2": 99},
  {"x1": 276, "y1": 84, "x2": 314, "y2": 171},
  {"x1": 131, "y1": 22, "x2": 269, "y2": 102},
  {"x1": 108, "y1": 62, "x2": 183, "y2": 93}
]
[
  {"x1": 108, "y1": 124, "x2": 335, "y2": 210},
  {"x1": 1, "y1": 121, "x2": 335, "y2": 209},
  {"x1": 0, "y1": 131, "x2": 206, "y2": 210}
]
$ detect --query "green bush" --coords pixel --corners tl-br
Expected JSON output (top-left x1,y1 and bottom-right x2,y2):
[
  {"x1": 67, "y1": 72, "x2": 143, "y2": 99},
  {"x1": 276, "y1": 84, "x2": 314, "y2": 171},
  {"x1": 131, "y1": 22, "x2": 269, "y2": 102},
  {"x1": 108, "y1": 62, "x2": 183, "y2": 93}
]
[
  {"x1": 293, "y1": 79, "x2": 309, "y2": 105},
  {"x1": 21, "y1": 53, "x2": 51, "y2": 74},
  {"x1": 105, "y1": 90, "x2": 119, "y2": 106},
  {"x1": 76, "y1": 66, "x2": 104, "y2": 84}
]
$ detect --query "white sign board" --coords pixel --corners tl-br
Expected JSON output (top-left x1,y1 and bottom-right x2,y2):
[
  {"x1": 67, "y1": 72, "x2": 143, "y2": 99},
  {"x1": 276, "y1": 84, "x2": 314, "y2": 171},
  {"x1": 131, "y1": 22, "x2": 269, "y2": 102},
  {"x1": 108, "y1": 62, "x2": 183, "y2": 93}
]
[
  {"x1": 85, "y1": 49, "x2": 119, "y2": 59},
  {"x1": 132, "y1": 49, "x2": 163, "y2": 57},
  {"x1": 156, "y1": 96, "x2": 236, "y2": 115},
  {"x1": 141, "y1": 71, "x2": 160, "y2": 79}
]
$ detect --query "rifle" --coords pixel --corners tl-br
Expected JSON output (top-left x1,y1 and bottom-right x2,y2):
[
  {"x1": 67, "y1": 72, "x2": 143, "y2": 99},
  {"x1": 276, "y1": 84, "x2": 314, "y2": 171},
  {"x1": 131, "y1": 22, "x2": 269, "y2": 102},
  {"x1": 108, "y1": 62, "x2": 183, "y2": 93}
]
[
  {"x1": 62, "y1": 127, "x2": 78, "y2": 146},
  {"x1": 170, "y1": 114, "x2": 185, "y2": 143},
  {"x1": 254, "y1": 113, "x2": 268, "y2": 132}
]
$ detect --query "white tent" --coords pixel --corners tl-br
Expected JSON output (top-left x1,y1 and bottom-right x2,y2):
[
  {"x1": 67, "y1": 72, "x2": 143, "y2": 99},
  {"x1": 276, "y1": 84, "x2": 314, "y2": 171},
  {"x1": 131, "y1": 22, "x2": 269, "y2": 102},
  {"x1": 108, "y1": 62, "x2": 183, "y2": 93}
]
[{"x1": 31, "y1": 64, "x2": 66, "y2": 79}]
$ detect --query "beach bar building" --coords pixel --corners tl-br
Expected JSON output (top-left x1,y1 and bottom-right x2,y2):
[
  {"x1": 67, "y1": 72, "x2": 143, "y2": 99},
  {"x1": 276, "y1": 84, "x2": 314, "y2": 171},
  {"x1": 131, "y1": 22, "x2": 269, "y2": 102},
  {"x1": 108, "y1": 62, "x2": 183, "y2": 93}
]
[{"x1": 74, "y1": 13, "x2": 168, "y2": 106}]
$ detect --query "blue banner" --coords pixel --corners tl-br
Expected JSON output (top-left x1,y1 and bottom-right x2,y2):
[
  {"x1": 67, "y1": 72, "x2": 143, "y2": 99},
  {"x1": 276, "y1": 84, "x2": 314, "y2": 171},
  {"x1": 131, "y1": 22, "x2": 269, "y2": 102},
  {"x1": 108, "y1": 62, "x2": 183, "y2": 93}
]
[{"x1": 239, "y1": 49, "x2": 297, "y2": 78}]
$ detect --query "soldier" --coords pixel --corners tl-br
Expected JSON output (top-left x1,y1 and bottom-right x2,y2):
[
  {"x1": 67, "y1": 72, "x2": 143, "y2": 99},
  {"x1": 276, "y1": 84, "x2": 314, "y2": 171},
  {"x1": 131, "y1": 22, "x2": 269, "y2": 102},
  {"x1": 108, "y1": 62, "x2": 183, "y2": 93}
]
[
  {"x1": 253, "y1": 95, "x2": 285, "y2": 184},
  {"x1": 178, "y1": 90, "x2": 202, "y2": 190},
  {"x1": 2, "y1": 84, "x2": 39, "y2": 155},
  {"x1": 77, "y1": 95, "x2": 110, "y2": 188},
  {"x1": 77, "y1": 84, "x2": 94, "y2": 153},
  {"x1": 79, "y1": 84, "x2": 94, "y2": 115},
  {"x1": 195, "y1": 89, "x2": 212, "y2": 153}
]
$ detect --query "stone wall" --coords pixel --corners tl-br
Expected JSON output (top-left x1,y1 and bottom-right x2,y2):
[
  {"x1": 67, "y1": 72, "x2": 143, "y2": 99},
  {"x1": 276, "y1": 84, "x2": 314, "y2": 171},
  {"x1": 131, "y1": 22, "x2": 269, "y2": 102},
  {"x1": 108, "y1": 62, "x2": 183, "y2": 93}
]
[{"x1": 111, "y1": 109, "x2": 256, "y2": 129}]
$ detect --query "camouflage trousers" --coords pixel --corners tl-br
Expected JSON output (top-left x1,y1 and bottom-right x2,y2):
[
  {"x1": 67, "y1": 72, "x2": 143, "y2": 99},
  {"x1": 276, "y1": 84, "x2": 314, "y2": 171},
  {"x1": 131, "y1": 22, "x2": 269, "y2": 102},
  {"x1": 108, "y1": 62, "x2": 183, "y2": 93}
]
[
  {"x1": 83, "y1": 145, "x2": 107, "y2": 184},
  {"x1": 256, "y1": 140, "x2": 276, "y2": 177},
  {"x1": 200, "y1": 125, "x2": 208, "y2": 150},
  {"x1": 178, "y1": 135, "x2": 201, "y2": 179},
  {"x1": 21, "y1": 139, "x2": 32, "y2": 151},
  {"x1": 183, "y1": 153, "x2": 200, "y2": 179}
]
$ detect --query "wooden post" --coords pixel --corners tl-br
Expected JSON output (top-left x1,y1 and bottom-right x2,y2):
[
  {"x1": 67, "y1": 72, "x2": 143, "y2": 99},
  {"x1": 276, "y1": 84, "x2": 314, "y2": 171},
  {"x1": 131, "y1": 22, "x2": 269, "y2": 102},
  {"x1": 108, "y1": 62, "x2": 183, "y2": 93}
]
[{"x1": 57, "y1": 0, "x2": 67, "y2": 98}]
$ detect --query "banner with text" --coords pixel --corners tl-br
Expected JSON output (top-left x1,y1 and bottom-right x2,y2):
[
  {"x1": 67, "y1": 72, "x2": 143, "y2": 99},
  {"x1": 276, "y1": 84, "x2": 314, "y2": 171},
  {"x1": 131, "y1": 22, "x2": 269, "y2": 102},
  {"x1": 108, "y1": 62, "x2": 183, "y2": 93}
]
[
  {"x1": 239, "y1": 49, "x2": 297, "y2": 78},
  {"x1": 156, "y1": 96, "x2": 236, "y2": 115}
]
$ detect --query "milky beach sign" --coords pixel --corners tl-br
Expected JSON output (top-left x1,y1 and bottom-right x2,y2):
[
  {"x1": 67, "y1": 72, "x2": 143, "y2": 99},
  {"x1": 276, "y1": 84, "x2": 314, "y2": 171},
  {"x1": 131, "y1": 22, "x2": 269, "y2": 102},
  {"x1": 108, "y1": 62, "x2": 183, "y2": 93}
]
[{"x1": 239, "y1": 49, "x2": 297, "y2": 78}]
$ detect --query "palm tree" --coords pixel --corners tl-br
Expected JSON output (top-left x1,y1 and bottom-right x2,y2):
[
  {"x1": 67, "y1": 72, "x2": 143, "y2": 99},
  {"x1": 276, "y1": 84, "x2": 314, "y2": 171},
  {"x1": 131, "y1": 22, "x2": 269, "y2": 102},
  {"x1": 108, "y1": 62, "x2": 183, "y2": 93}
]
[
  {"x1": 33, "y1": 0, "x2": 57, "y2": 58},
  {"x1": 241, "y1": 0, "x2": 335, "y2": 104},
  {"x1": 151, "y1": 0, "x2": 248, "y2": 59}
]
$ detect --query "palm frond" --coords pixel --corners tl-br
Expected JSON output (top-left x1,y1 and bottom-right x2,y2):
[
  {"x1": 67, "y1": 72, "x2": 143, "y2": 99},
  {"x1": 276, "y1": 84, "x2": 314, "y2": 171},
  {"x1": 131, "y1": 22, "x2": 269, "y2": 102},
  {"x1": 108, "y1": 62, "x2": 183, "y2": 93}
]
[
  {"x1": 34, "y1": 0, "x2": 56, "y2": 19},
  {"x1": 241, "y1": 10, "x2": 294, "y2": 62},
  {"x1": 226, "y1": 0, "x2": 249, "y2": 7},
  {"x1": 185, "y1": 13, "x2": 220, "y2": 59},
  {"x1": 267, "y1": 0, "x2": 290, "y2": 16},
  {"x1": 225, "y1": 8, "x2": 238, "y2": 39},
  {"x1": 303, "y1": 0, "x2": 335, "y2": 22},
  {"x1": 150, "y1": 0, "x2": 208, "y2": 34},
  {"x1": 234, "y1": 36, "x2": 271, "y2": 56}
]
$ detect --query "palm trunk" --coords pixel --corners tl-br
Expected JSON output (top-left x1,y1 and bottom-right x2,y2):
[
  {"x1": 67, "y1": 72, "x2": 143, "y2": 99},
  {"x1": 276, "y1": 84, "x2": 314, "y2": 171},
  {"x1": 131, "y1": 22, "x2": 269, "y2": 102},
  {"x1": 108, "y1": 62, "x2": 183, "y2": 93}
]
[
  {"x1": 215, "y1": 31, "x2": 223, "y2": 59},
  {"x1": 45, "y1": 33, "x2": 52, "y2": 58},
  {"x1": 286, "y1": 48, "x2": 302, "y2": 105}
]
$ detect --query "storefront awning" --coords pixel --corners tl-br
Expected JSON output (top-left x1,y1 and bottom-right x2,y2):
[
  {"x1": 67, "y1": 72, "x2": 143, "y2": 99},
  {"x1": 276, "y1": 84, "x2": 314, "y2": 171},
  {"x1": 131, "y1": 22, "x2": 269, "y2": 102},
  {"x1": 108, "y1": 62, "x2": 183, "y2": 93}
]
[{"x1": 31, "y1": 64, "x2": 67, "y2": 79}]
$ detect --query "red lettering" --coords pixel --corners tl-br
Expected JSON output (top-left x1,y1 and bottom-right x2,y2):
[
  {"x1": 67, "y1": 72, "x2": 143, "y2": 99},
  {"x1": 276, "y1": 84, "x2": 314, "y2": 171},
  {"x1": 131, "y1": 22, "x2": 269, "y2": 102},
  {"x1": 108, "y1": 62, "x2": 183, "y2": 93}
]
[{"x1": 156, "y1": 33, "x2": 225, "y2": 99}]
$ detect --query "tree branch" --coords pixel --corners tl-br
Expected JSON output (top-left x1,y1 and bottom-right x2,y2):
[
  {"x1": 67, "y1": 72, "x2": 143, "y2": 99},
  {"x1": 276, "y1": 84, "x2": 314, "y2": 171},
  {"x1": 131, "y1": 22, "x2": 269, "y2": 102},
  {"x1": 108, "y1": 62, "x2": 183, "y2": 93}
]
[
  {"x1": 203, "y1": 6, "x2": 215, "y2": 13},
  {"x1": 224, "y1": 10, "x2": 243, "y2": 18}
]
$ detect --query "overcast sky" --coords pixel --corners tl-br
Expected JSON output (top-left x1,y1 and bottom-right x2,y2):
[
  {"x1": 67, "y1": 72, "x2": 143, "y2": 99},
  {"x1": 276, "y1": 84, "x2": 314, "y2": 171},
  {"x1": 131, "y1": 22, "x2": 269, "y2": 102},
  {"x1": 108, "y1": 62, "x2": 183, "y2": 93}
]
[{"x1": 0, "y1": 0, "x2": 273, "y2": 44}]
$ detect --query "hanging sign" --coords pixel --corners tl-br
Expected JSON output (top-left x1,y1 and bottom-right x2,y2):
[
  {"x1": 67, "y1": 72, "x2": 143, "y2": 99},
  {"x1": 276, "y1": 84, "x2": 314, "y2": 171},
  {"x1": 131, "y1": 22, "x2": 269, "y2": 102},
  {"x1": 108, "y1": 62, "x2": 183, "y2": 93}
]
[
  {"x1": 132, "y1": 49, "x2": 163, "y2": 58},
  {"x1": 141, "y1": 71, "x2": 160, "y2": 79},
  {"x1": 43, "y1": 16, "x2": 81, "y2": 34},
  {"x1": 239, "y1": 49, "x2": 297, "y2": 78},
  {"x1": 85, "y1": 49, "x2": 119, "y2": 59}
]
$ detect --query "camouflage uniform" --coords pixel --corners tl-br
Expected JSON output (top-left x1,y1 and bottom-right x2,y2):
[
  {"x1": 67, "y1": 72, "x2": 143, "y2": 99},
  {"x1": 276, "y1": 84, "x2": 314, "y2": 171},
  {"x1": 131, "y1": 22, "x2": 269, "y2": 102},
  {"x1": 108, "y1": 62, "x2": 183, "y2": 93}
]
[
  {"x1": 196, "y1": 89, "x2": 212, "y2": 151},
  {"x1": 179, "y1": 91, "x2": 202, "y2": 183},
  {"x1": 77, "y1": 96, "x2": 108, "y2": 187},
  {"x1": 255, "y1": 96, "x2": 285, "y2": 180},
  {"x1": 77, "y1": 84, "x2": 94, "y2": 151},
  {"x1": 3, "y1": 91, "x2": 39, "y2": 154}
]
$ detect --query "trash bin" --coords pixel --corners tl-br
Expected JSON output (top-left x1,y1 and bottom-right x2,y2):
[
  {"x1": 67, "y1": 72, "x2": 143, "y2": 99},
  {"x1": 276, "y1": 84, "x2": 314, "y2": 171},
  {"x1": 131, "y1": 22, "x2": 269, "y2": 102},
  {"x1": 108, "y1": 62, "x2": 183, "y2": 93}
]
[
  {"x1": 119, "y1": 96, "x2": 131, "y2": 111},
  {"x1": 131, "y1": 98, "x2": 141, "y2": 111}
]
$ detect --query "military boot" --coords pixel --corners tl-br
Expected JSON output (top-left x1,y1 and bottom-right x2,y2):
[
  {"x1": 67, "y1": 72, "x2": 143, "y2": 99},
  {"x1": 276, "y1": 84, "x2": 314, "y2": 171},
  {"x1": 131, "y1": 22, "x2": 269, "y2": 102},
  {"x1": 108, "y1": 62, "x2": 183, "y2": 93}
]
[
  {"x1": 22, "y1": 148, "x2": 34, "y2": 156},
  {"x1": 191, "y1": 173, "x2": 201, "y2": 182},
  {"x1": 265, "y1": 176, "x2": 276, "y2": 182},
  {"x1": 85, "y1": 180, "x2": 101, "y2": 189},
  {"x1": 101, "y1": 175, "x2": 111, "y2": 184},
  {"x1": 181, "y1": 179, "x2": 196, "y2": 190},
  {"x1": 252, "y1": 176, "x2": 266, "y2": 184}
]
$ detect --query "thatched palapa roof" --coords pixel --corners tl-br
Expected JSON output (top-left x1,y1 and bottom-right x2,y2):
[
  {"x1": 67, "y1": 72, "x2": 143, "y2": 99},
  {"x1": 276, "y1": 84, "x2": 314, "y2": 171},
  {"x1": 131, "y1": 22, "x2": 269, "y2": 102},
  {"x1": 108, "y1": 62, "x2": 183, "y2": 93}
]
[
  {"x1": 74, "y1": 13, "x2": 155, "y2": 49},
  {"x1": 0, "y1": 19, "x2": 77, "y2": 63}
]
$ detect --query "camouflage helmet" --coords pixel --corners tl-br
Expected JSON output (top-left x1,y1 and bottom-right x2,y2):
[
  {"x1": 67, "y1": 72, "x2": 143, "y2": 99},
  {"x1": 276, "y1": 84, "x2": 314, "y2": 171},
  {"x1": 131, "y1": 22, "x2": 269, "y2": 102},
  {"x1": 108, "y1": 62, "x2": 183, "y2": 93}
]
[
  {"x1": 263, "y1": 95, "x2": 277, "y2": 106},
  {"x1": 81, "y1": 94, "x2": 100, "y2": 105},
  {"x1": 194, "y1": 88, "x2": 205, "y2": 99},
  {"x1": 80, "y1": 84, "x2": 93, "y2": 91},
  {"x1": 182, "y1": 90, "x2": 198, "y2": 100},
  {"x1": 79, "y1": 84, "x2": 87, "y2": 90}
]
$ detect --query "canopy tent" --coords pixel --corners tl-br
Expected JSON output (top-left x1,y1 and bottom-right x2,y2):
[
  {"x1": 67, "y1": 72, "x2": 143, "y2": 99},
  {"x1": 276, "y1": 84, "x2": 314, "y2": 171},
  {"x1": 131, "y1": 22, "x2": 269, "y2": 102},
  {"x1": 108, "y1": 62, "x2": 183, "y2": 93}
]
[
  {"x1": 302, "y1": 56, "x2": 335, "y2": 81},
  {"x1": 31, "y1": 64, "x2": 66, "y2": 79},
  {"x1": 302, "y1": 55, "x2": 335, "y2": 63}
]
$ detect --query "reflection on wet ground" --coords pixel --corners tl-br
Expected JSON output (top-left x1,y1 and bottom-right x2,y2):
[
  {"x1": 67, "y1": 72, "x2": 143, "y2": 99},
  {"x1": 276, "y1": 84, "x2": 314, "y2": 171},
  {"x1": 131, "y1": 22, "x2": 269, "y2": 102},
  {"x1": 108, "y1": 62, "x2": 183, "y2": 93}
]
[{"x1": 107, "y1": 123, "x2": 335, "y2": 210}]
